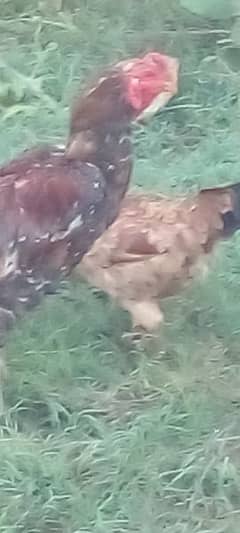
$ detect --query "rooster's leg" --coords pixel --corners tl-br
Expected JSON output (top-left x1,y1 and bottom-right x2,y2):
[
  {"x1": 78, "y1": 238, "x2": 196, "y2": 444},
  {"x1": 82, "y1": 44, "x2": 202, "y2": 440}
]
[
  {"x1": 0, "y1": 307, "x2": 16, "y2": 413},
  {"x1": 0, "y1": 349, "x2": 7, "y2": 414}
]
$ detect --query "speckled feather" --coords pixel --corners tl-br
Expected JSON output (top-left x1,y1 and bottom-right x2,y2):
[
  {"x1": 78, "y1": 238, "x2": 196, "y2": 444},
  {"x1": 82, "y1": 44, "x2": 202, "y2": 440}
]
[{"x1": 0, "y1": 146, "x2": 110, "y2": 314}]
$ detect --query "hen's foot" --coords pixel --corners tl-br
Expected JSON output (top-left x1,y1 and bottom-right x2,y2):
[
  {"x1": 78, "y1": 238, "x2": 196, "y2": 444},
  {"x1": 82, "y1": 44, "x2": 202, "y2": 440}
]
[{"x1": 122, "y1": 328, "x2": 159, "y2": 346}]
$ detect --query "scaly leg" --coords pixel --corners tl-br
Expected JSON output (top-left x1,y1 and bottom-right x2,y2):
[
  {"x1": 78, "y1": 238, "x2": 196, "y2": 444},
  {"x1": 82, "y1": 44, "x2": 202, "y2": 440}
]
[
  {"x1": 0, "y1": 349, "x2": 7, "y2": 414},
  {"x1": 0, "y1": 307, "x2": 16, "y2": 413}
]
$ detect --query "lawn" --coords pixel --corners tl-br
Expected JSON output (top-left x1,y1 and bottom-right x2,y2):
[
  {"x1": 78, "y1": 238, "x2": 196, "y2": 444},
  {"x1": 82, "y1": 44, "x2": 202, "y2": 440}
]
[{"x1": 1, "y1": 1, "x2": 240, "y2": 531}]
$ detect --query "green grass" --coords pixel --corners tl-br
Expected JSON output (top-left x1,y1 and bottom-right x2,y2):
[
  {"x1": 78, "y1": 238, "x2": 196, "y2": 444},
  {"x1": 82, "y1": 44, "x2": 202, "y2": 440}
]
[{"x1": 1, "y1": 1, "x2": 240, "y2": 531}]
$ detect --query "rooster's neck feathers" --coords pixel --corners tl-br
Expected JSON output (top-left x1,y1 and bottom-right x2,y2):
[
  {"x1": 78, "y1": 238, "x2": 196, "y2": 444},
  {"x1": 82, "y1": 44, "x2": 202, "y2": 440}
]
[{"x1": 66, "y1": 71, "x2": 133, "y2": 211}]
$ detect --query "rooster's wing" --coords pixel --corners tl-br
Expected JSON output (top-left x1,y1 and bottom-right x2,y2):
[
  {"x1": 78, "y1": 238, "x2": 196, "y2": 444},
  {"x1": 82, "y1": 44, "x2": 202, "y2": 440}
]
[{"x1": 0, "y1": 146, "x2": 108, "y2": 316}]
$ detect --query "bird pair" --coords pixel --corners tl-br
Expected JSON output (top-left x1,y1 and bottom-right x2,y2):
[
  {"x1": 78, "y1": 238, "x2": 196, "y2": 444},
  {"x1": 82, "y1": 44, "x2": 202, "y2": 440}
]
[
  {"x1": 0, "y1": 50, "x2": 238, "y2": 345},
  {"x1": 0, "y1": 49, "x2": 238, "y2": 408},
  {"x1": 0, "y1": 52, "x2": 176, "y2": 330}
]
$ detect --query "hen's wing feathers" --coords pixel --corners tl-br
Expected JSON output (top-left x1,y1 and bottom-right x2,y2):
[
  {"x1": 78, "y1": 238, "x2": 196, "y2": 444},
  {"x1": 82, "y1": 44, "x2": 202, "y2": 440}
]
[
  {"x1": 105, "y1": 196, "x2": 182, "y2": 265},
  {"x1": 89, "y1": 189, "x2": 235, "y2": 273},
  {"x1": 109, "y1": 226, "x2": 167, "y2": 265}
]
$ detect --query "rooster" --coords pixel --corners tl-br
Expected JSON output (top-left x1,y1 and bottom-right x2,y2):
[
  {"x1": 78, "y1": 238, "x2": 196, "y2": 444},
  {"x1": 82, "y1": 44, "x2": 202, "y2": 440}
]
[
  {"x1": 0, "y1": 51, "x2": 179, "y2": 406},
  {"x1": 76, "y1": 183, "x2": 240, "y2": 336}
]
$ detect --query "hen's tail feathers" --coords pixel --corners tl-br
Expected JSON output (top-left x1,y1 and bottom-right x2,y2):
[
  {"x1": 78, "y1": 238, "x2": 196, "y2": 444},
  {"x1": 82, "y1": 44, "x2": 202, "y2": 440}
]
[{"x1": 198, "y1": 182, "x2": 240, "y2": 239}]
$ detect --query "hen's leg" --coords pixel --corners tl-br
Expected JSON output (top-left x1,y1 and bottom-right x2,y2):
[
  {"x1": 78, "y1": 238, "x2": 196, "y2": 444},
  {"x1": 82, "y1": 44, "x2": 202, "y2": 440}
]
[{"x1": 122, "y1": 300, "x2": 164, "y2": 341}]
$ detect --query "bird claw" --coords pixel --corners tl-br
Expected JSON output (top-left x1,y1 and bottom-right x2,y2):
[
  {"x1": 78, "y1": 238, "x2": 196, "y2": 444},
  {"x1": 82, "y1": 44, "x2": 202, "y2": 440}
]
[{"x1": 121, "y1": 331, "x2": 141, "y2": 342}]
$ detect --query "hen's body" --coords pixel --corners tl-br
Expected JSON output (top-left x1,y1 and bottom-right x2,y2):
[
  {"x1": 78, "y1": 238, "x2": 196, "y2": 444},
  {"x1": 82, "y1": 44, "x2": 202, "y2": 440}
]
[{"x1": 77, "y1": 185, "x2": 240, "y2": 332}]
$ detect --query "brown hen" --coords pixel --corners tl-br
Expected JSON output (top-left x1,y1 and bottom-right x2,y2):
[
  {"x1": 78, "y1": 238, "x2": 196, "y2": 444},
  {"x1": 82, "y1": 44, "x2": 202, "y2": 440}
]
[{"x1": 76, "y1": 183, "x2": 240, "y2": 335}]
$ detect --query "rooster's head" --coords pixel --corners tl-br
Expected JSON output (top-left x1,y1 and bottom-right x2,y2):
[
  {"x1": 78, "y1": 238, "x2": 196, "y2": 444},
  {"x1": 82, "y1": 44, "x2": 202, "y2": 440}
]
[{"x1": 66, "y1": 51, "x2": 179, "y2": 159}]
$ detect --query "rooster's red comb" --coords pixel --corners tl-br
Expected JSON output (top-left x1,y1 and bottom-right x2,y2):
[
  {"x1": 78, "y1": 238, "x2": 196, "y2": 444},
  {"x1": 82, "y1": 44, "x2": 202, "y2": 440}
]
[{"x1": 117, "y1": 51, "x2": 179, "y2": 120}]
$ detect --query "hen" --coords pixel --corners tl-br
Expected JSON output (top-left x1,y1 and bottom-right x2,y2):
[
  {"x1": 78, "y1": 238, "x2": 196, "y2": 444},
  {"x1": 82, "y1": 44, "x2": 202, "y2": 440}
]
[
  {"x1": 76, "y1": 183, "x2": 240, "y2": 335},
  {"x1": 0, "y1": 51, "x2": 179, "y2": 405}
]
